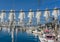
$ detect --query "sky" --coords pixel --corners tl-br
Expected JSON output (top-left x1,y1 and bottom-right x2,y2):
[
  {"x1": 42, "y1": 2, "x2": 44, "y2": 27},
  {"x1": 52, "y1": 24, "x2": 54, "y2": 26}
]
[
  {"x1": 0, "y1": 0, "x2": 60, "y2": 24},
  {"x1": 0, "y1": 0, "x2": 60, "y2": 10}
]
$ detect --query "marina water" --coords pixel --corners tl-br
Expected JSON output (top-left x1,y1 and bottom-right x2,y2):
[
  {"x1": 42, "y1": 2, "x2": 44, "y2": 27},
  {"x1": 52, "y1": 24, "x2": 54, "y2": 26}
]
[{"x1": 0, "y1": 29, "x2": 40, "y2": 42}]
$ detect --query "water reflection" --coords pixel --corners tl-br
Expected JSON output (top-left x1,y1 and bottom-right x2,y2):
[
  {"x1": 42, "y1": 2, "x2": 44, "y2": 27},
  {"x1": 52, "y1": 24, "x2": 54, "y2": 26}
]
[{"x1": 0, "y1": 28, "x2": 40, "y2": 42}]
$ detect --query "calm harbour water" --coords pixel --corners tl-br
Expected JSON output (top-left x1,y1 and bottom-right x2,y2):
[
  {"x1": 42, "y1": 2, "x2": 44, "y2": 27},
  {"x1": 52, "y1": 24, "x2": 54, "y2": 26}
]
[{"x1": 0, "y1": 29, "x2": 40, "y2": 42}]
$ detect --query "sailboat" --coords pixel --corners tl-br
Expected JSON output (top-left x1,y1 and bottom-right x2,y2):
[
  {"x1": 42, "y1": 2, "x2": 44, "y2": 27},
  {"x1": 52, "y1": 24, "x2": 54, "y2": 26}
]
[
  {"x1": 0, "y1": 10, "x2": 7, "y2": 32},
  {"x1": 36, "y1": 9, "x2": 41, "y2": 24},
  {"x1": 38, "y1": 9, "x2": 50, "y2": 42},
  {"x1": 32, "y1": 9, "x2": 41, "y2": 38},
  {"x1": 18, "y1": 9, "x2": 25, "y2": 26},
  {"x1": 44, "y1": 8, "x2": 50, "y2": 22},
  {"x1": 26, "y1": 9, "x2": 34, "y2": 33},
  {"x1": 8, "y1": 10, "x2": 16, "y2": 22},
  {"x1": 28, "y1": 9, "x2": 34, "y2": 24}
]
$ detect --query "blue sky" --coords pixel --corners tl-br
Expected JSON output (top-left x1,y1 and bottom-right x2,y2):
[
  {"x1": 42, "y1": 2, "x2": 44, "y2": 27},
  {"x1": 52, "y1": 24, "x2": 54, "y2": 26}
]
[
  {"x1": 0, "y1": 0, "x2": 60, "y2": 10},
  {"x1": 0, "y1": 0, "x2": 60, "y2": 24}
]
